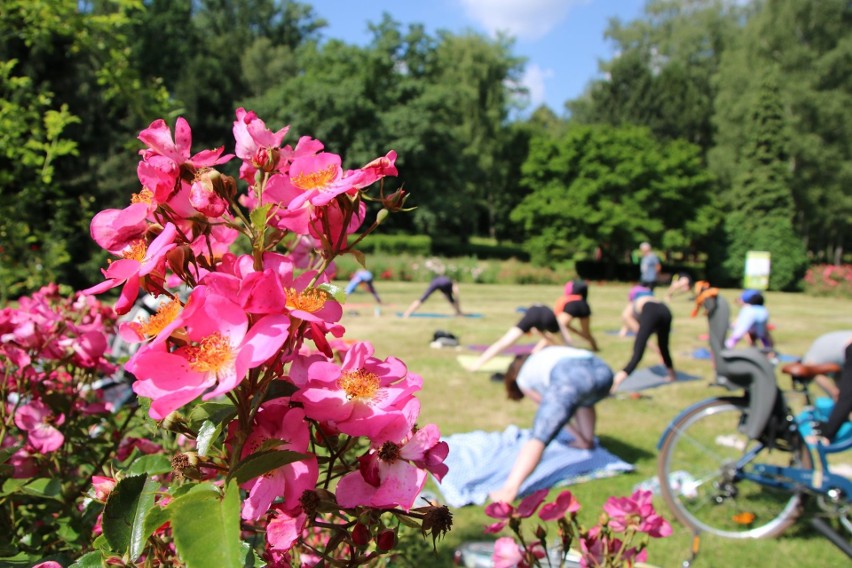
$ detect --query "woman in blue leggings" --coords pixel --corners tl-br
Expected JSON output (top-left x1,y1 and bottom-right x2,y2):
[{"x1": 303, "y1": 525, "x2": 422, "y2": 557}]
[{"x1": 490, "y1": 346, "x2": 613, "y2": 503}]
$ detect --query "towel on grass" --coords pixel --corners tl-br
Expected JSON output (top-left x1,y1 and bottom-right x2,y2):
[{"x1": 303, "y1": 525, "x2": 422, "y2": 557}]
[
  {"x1": 436, "y1": 425, "x2": 634, "y2": 508},
  {"x1": 466, "y1": 343, "x2": 537, "y2": 356},
  {"x1": 456, "y1": 354, "x2": 514, "y2": 373},
  {"x1": 614, "y1": 365, "x2": 701, "y2": 393}
]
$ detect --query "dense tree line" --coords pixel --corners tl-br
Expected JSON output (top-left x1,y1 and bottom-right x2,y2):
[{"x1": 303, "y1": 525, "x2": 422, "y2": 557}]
[{"x1": 1, "y1": 0, "x2": 849, "y2": 296}]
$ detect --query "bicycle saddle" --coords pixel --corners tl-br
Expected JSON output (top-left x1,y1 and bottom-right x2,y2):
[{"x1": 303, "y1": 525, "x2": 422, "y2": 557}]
[{"x1": 781, "y1": 362, "x2": 841, "y2": 379}]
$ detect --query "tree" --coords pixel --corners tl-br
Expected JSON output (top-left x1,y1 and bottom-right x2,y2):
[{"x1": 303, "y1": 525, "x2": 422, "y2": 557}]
[
  {"x1": 567, "y1": 0, "x2": 743, "y2": 155},
  {"x1": 511, "y1": 124, "x2": 715, "y2": 265},
  {"x1": 0, "y1": 0, "x2": 173, "y2": 297},
  {"x1": 711, "y1": 0, "x2": 851, "y2": 264},
  {"x1": 713, "y1": 70, "x2": 807, "y2": 290}
]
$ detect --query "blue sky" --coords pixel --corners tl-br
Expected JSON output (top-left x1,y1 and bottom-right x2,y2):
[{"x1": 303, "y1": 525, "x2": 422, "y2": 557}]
[{"x1": 309, "y1": 0, "x2": 647, "y2": 115}]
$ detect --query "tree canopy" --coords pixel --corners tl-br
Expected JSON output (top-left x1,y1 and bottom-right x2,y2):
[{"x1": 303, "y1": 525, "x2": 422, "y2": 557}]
[{"x1": 1, "y1": 0, "x2": 849, "y2": 294}]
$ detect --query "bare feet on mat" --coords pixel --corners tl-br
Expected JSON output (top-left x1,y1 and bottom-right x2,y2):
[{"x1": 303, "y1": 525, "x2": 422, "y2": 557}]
[
  {"x1": 610, "y1": 370, "x2": 628, "y2": 394},
  {"x1": 666, "y1": 369, "x2": 677, "y2": 383}
]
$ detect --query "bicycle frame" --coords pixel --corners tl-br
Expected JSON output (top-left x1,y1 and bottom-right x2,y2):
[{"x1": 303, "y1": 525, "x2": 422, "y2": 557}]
[{"x1": 658, "y1": 395, "x2": 852, "y2": 500}]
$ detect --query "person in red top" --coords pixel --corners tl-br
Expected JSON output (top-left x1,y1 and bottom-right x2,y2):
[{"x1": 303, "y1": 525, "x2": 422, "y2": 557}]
[{"x1": 554, "y1": 279, "x2": 598, "y2": 351}]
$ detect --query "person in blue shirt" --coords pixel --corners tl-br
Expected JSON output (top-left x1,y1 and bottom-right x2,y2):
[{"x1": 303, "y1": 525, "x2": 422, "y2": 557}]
[
  {"x1": 344, "y1": 269, "x2": 382, "y2": 304},
  {"x1": 725, "y1": 289, "x2": 773, "y2": 350}
]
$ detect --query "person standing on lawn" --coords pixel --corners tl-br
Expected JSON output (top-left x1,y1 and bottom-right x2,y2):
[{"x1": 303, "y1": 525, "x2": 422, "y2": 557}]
[
  {"x1": 638, "y1": 242, "x2": 661, "y2": 289},
  {"x1": 489, "y1": 346, "x2": 613, "y2": 503}
]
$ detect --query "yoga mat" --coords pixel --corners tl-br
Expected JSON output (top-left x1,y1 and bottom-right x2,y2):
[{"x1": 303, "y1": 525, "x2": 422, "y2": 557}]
[
  {"x1": 344, "y1": 303, "x2": 394, "y2": 309},
  {"x1": 690, "y1": 348, "x2": 798, "y2": 363},
  {"x1": 604, "y1": 329, "x2": 635, "y2": 337},
  {"x1": 456, "y1": 354, "x2": 514, "y2": 373},
  {"x1": 466, "y1": 343, "x2": 537, "y2": 355},
  {"x1": 614, "y1": 365, "x2": 701, "y2": 393},
  {"x1": 436, "y1": 425, "x2": 634, "y2": 508},
  {"x1": 395, "y1": 312, "x2": 483, "y2": 319}
]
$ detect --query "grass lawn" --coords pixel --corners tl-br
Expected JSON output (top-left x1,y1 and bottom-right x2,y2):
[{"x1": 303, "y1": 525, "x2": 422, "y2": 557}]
[{"x1": 339, "y1": 280, "x2": 852, "y2": 567}]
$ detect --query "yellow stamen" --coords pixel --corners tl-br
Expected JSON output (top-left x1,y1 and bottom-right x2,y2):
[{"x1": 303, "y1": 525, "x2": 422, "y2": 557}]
[
  {"x1": 291, "y1": 164, "x2": 337, "y2": 191},
  {"x1": 122, "y1": 240, "x2": 147, "y2": 262},
  {"x1": 186, "y1": 332, "x2": 234, "y2": 373},
  {"x1": 137, "y1": 299, "x2": 182, "y2": 338},
  {"x1": 286, "y1": 287, "x2": 329, "y2": 314},
  {"x1": 338, "y1": 369, "x2": 380, "y2": 401},
  {"x1": 131, "y1": 188, "x2": 154, "y2": 204}
]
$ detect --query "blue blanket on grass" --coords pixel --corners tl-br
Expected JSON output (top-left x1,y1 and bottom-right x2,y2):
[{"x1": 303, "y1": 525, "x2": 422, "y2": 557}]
[{"x1": 436, "y1": 425, "x2": 634, "y2": 508}]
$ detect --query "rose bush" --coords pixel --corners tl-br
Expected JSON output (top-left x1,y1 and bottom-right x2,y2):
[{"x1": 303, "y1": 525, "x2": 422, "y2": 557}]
[
  {"x1": 4, "y1": 109, "x2": 452, "y2": 567},
  {"x1": 485, "y1": 488, "x2": 671, "y2": 567}
]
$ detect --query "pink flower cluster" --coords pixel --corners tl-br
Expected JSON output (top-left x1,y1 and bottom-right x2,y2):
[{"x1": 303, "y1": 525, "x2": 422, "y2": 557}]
[
  {"x1": 485, "y1": 489, "x2": 671, "y2": 568},
  {"x1": 1, "y1": 284, "x2": 118, "y2": 473},
  {"x1": 803, "y1": 264, "x2": 852, "y2": 297},
  {"x1": 83, "y1": 110, "x2": 449, "y2": 561}
]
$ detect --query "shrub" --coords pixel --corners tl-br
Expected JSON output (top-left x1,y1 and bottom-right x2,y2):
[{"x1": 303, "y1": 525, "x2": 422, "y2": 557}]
[{"x1": 803, "y1": 264, "x2": 852, "y2": 298}]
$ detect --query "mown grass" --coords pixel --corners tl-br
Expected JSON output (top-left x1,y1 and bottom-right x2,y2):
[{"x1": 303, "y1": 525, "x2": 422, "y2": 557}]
[{"x1": 339, "y1": 280, "x2": 852, "y2": 567}]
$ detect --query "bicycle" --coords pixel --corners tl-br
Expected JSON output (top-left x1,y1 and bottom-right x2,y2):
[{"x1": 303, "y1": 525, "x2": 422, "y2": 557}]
[{"x1": 656, "y1": 288, "x2": 852, "y2": 560}]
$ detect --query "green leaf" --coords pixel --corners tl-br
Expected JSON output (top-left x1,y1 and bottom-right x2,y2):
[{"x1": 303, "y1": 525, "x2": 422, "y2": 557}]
[
  {"x1": 188, "y1": 401, "x2": 237, "y2": 427},
  {"x1": 169, "y1": 481, "x2": 242, "y2": 568},
  {"x1": 349, "y1": 248, "x2": 367, "y2": 268},
  {"x1": 143, "y1": 504, "x2": 170, "y2": 537},
  {"x1": 0, "y1": 445, "x2": 20, "y2": 464},
  {"x1": 102, "y1": 475, "x2": 158, "y2": 560},
  {"x1": 241, "y1": 541, "x2": 266, "y2": 567},
  {"x1": 319, "y1": 282, "x2": 346, "y2": 304},
  {"x1": 3, "y1": 478, "x2": 62, "y2": 500},
  {"x1": 196, "y1": 419, "x2": 220, "y2": 457},
  {"x1": 126, "y1": 454, "x2": 172, "y2": 476},
  {"x1": 228, "y1": 449, "x2": 308, "y2": 485},
  {"x1": 261, "y1": 379, "x2": 298, "y2": 403},
  {"x1": 70, "y1": 550, "x2": 106, "y2": 568}
]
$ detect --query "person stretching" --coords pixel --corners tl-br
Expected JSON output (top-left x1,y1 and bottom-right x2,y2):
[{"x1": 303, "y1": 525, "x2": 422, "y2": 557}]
[
  {"x1": 401, "y1": 275, "x2": 463, "y2": 318},
  {"x1": 810, "y1": 341, "x2": 852, "y2": 444},
  {"x1": 554, "y1": 279, "x2": 598, "y2": 351},
  {"x1": 489, "y1": 346, "x2": 613, "y2": 503},
  {"x1": 464, "y1": 304, "x2": 573, "y2": 372},
  {"x1": 611, "y1": 286, "x2": 676, "y2": 392},
  {"x1": 344, "y1": 269, "x2": 382, "y2": 304},
  {"x1": 725, "y1": 289, "x2": 773, "y2": 350}
]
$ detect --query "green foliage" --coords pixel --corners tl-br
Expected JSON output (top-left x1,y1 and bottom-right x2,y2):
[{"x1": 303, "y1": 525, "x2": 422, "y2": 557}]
[
  {"x1": 718, "y1": 70, "x2": 807, "y2": 290},
  {"x1": 354, "y1": 233, "x2": 432, "y2": 256},
  {"x1": 0, "y1": 0, "x2": 174, "y2": 297},
  {"x1": 512, "y1": 124, "x2": 715, "y2": 265},
  {"x1": 168, "y1": 482, "x2": 242, "y2": 568},
  {"x1": 710, "y1": 0, "x2": 851, "y2": 264}
]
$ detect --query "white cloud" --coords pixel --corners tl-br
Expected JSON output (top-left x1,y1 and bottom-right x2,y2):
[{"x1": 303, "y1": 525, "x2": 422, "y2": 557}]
[
  {"x1": 458, "y1": 0, "x2": 587, "y2": 40},
  {"x1": 521, "y1": 63, "x2": 554, "y2": 108}
]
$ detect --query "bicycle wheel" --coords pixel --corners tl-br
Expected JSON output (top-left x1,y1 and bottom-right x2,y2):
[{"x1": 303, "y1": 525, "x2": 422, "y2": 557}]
[{"x1": 658, "y1": 398, "x2": 813, "y2": 539}]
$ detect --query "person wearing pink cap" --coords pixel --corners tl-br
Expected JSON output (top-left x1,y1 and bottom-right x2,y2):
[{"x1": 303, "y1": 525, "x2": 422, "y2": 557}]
[{"x1": 611, "y1": 286, "x2": 676, "y2": 392}]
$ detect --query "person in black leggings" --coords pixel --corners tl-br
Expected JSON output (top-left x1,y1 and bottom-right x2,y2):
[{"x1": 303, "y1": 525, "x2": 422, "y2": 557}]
[
  {"x1": 812, "y1": 342, "x2": 852, "y2": 443},
  {"x1": 401, "y1": 275, "x2": 463, "y2": 318},
  {"x1": 464, "y1": 304, "x2": 572, "y2": 372},
  {"x1": 611, "y1": 287, "x2": 676, "y2": 392}
]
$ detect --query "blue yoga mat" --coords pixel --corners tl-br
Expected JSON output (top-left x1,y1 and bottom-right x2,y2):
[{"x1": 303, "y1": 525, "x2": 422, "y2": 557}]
[
  {"x1": 604, "y1": 329, "x2": 635, "y2": 337},
  {"x1": 691, "y1": 348, "x2": 799, "y2": 363},
  {"x1": 395, "y1": 312, "x2": 483, "y2": 318},
  {"x1": 436, "y1": 425, "x2": 634, "y2": 508}
]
